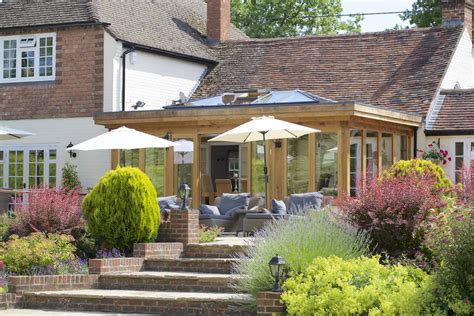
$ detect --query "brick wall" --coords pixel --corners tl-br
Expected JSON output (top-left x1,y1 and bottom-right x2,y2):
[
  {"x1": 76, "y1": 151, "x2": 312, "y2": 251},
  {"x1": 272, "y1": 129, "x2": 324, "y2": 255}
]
[
  {"x1": 157, "y1": 209, "x2": 199, "y2": 245},
  {"x1": 0, "y1": 24, "x2": 104, "y2": 120},
  {"x1": 442, "y1": 0, "x2": 473, "y2": 37},
  {"x1": 256, "y1": 291, "x2": 286, "y2": 316},
  {"x1": 88, "y1": 258, "x2": 144, "y2": 274},
  {"x1": 7, "y1": 275, "x2": 99, "y2": 294},
  {"x1": 133, "y1": 242, "x2": 184, "y2": 259}
]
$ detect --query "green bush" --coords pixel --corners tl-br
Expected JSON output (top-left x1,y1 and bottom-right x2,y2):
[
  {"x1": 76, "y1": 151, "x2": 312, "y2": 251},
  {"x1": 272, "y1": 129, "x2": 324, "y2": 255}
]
[
  {"x1": 82, "y1": 167, "x2": 160, "y2": 252},
  {"x1": 282, "y1": 256, "x2": 441, "y2": 315},
  {"x1": 0, "y1": 233, "x2": 76, "y2": 275},
  {"x1": 61, "y1": 162, "x2": 82, "y2": 191},
  {"x1": 199, "y1": 225, "x2": 223, "y2": 243},
  {"x1": 425, "y1": 202, "x2": 473, "y2": 314},
  {"x1": 383, "y1": 159, "x2": 453, "y2": 192},
  {"x1": 0, "y1": 214, "x2": 12, "y2": 241},
  {"x1": 233, "y1": 208, "x2": 371, "y2": 300}
]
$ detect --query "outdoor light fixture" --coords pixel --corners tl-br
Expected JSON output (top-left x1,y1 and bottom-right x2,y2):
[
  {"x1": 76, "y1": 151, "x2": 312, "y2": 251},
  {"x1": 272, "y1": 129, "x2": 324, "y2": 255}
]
[
  {"x1": 178, "y1": 183, "x2": 191, "y2": 210},
  {"x1": 274, "y1": 139, "x2": 282, "y2": 148},
  {"x1": 66, "y1": 142, "x2": 77, "y2": 158},
  {"x1": 269, "y1": 254, "x2": 287, "y2": 292}
]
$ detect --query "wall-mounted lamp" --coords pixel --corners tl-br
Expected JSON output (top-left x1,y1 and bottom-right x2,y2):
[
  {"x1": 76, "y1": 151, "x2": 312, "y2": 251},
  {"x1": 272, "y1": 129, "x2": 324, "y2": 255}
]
[
  {"x1": 66, "y1": 142, "x2": 77, "y2": 158},
  {"x1": 274, "y1": 139, "x2": 282, "y2": 148}
]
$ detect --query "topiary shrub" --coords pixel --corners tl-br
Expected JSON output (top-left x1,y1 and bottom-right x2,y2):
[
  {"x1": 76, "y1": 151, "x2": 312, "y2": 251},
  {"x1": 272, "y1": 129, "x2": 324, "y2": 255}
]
[
  {"x1": 282, "y1": 256, "x2": 442, "y2": 315},
  {"x1": 82, "y1": 167, "x2": 160, "y2": 252},
  {"x1": 383, "y1": 159, "x2": 453, "y2": 192}
]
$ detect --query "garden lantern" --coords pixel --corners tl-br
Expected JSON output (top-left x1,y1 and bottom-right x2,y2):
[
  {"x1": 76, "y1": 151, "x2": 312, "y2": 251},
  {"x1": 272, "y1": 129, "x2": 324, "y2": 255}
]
[
  {"x1": 178, "y1": 183, "x2": 191, "y2": 210},
  {"x1": 269, "y1": 254, "x2": 287, "y2": 292}
]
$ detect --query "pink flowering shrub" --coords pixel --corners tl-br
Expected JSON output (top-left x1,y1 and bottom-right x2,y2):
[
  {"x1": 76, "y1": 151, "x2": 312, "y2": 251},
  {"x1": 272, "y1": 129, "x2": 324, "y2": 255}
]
[
  {"x1": 11, "y1": 187, "x2": 84, "y2": 238},
  {"x1": 339, "y1": 173, "x2": 445, "y2": 257},
  {"x1": 455, "y1": 163, "x2": 474, "y2": 206}
]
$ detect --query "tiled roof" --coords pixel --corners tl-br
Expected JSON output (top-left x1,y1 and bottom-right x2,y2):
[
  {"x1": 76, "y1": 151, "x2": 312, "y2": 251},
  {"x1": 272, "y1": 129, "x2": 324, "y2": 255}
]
[
  {"x1": 425, "y1": 89, "x2": 474, "y2": 135},
  {"x1": 0, "y1": 0, "x2": 248, "y2": 62},
  {"x1": 194, "y1": 26, "x2": 463, "y2": 115},
  {"x1": 0, "y1": 0, "x2": 94, "y2": 28}
]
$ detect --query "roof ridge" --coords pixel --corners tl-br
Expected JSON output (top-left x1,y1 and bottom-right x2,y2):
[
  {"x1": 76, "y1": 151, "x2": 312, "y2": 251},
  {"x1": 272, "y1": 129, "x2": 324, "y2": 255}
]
[
  {"x1": 220, "y1": 25, "x2": 464, "y2": 45},
  {"x1": 440, "y1": 88, "x2": 474, "y2": 94},
  {"x1": 86, "y1": 0, "x2": 100, "y2": 23}
]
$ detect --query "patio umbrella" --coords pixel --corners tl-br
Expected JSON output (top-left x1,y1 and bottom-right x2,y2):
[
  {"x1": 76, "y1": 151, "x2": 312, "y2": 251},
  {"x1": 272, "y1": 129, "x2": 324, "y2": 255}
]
[
  {"x1": 173, "y1": 139, "x2": 194, "y2": 184},
  {"x1": 67, "y1": 126, "x2": 177, "y2": 151},
  {"x1": 208, "y1": 116, "x2": 320, "y2": 208},
  {"x1": 0, "y1": 126, "x2": 35, "y2": 140}
]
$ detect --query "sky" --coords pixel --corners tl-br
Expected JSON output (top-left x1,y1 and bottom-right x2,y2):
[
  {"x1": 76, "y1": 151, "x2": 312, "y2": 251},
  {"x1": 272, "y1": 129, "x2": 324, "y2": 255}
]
[{"x1": 341, "y1": 0, "x2": 414, "y2": 32}]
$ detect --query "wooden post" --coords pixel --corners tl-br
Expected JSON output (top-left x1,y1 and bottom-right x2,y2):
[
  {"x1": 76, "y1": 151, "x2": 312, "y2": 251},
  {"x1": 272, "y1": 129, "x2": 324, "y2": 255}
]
[
  {"x1": 377, "y1": 132, "x2": 382, "y2": 177},
  {"x1": 191, "y1": 134, "x2": 201, "y2": 209},
  {"x1": 165, "y1": 141, "x2": 175, "y2": 196},
  {"x1": 281, "y1": 139, "x2": 288, "y2": 198},
  {"x1": 308, "y1": 133, "x2": 316, "y2": 192},
  {"x1": 111, "y1": 149, "x2": 120, "y2": 169},
  {"x1": 361, "y1": 130, "x2": 367, "y2": 180},
  {"x1": 138, "y1": 149, "x2": 145, "y2": 172}
]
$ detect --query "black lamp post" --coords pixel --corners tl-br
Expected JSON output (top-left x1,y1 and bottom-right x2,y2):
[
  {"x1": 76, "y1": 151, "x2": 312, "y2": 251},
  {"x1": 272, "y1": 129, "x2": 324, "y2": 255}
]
[
  {"x1": 178, "y1": 183, "x2": 191, "y2": 210},
  {"x1": 269, "y1": 254, "x2": 287, "y2": 292}
]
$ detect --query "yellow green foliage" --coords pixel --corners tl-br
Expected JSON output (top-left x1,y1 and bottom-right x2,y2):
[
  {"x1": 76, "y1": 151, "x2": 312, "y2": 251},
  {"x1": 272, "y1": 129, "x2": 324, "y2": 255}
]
[
  {"x1": 82, "y1": 167, "x2": 160, "y2": 251},
  {"x1": 0, "y1": 233, "x2": 75, "y2": 275},
  {"x1": 383, "y1": 159, "x2": 453, "y2": 191},
  {"x1": 282, "y1": 256, "x2": 443, "y2": 315}
]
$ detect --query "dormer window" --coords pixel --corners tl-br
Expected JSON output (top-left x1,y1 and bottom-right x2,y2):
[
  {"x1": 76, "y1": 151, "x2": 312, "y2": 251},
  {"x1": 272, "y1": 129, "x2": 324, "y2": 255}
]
[{"x1": 0, "y1": 33, "x2": 55, "y2": 83}]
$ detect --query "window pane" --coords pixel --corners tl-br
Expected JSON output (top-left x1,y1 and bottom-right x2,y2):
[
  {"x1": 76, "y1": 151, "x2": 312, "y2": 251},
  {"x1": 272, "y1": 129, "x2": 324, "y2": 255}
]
[
  {"x1": 120, "y1": 149, "x2": 139, "y2": 167},
  {"x1": 21, "y1": 50, "x2": 35, "y2": 78},
  {"x1": 287, "y1": 135, "x2": 309, "y2": 194},
  {"x1": 315, "y1": 133, "x2": 338, "y2": 196},
  {"x1": 251, "y1": 141, "x2": 265, "y2": 197},
  {"x1": 145, "y1": 148, "x2": 165, "y2": 196},
  {"x1": 456, "y1": 142, "x2": 464, "y2": 156},
  {"x1": 366, "y1": 131, "x2": 379, "y2": 179},
  {"x1": 455, "y1": 142, "x2": 464, "y2": 184},
  {"x1": 3, "y1": 39, "x2": 17, "y2": 79},
  {"x1": 49, "y1": 149, "x2": 57, "y2": 160},
  {"x1": 350, "y1": 130, "x2": 362, "y2": 196},
  {"x1": 381, "y1": 133, "x2": 393, "y2": 171}
]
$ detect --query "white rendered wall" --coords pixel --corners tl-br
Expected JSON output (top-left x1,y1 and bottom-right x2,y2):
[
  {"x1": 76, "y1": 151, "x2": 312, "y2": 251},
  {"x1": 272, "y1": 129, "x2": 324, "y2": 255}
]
[
  {"x1": 440, "y1": 28, "x2": 474, "y2": 89},
  {"x1": 102, "y1": 35, "x2": 208, "y2": 112},
  {"x1": 0, "y1": 118, "x2": 110, "y2": 191},
  {"x1": 123, "y1": 50, "x2": 207, "y2": 111}
]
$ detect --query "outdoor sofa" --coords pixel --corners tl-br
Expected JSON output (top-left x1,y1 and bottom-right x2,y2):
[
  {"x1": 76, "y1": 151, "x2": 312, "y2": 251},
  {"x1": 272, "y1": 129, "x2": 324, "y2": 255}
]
[
  {"x1": 242, "y1": 192, "x2": 323, "y2": 235},
  {"x1": 199, "y1": 193, "x2": 264, "y2": 234}
]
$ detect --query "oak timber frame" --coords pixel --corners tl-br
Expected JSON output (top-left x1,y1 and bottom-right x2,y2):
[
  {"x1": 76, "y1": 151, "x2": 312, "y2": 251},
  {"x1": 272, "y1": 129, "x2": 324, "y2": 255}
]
[{"x1": 97, "y1": 102, "x2": 422, "y2": 209}]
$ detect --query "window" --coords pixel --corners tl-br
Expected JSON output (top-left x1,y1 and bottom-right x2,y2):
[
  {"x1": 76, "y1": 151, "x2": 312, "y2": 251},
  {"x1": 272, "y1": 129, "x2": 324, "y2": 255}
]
[
  {"x1": 287, "y1": 135, "x2": 309, "y2": 194},
  {"x1": 381, "y1": 133, "x2": 393, "y2": 171},
  {"x1": 455, "y1": 142, "x2": 464, "y2": 184},
  {"x1": 315, "y1": 133, "x2": 338, "y2": 196},
  {"x1": 1, "y1": 33, "x2": 55, "y2": 83},
  {"x1": 0, "y1": 145, "x2": 58, "y2": 189}
]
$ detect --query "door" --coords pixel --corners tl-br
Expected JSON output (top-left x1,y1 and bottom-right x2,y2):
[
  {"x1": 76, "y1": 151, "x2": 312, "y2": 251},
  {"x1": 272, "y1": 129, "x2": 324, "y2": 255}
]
[{"x1": 0, "y1": 145, "x2": 58, "y2": 189}]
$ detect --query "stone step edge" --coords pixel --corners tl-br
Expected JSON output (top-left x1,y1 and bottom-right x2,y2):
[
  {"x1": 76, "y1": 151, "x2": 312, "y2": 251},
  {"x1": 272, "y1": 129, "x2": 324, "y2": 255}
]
[
  {"x1": 144, "y1": 257, "x2": 239, "y2": 262},
  {"x1": 100, "y1": 272, "x2": 242, "y2": 280},
  {"x1": 23, "y1": 290, "x2": 253, "y2": 304}
]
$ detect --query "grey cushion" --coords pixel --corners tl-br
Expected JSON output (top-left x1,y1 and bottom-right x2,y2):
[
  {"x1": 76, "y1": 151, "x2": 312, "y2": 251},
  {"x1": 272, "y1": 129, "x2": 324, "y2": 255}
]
[
  {"x1": 218, "y1": 193, "x2": 250, "y2": 215},
  {"x1": 158, "y1": 196, "x2": 179, "y2": 210},
  {"x1": 224, "y1": 205, "x2": 244, "y2": 217},
  {"x1": 200, "y1": 204, "x2": 220, "y2": 216},
  {"x1": 199, "y1": 214, "x2": 232, "y2": 221},
  {"x1": 288, "y1": 192, "x2": 323, "y2": 212},
  {"x1": 272, "y1": 199, "x2": 287, "y2": 215},
  {"x1": 246, "y1": 213, "x2": 285, "y2": 219}
]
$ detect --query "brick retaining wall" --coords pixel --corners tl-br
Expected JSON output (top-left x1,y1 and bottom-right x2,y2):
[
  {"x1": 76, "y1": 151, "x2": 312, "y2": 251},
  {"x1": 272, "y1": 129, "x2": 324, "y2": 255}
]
[
  {"x1": 133, "y1": 242, "x2": 183, "y2": 259},
  {"x1": 88, "y1": 258, "x2": 144, "y2": 274},
  {"x1": 157, "y1": 209, "x2": 199, "y2": 245},
  {"x1": 256, "y1": 291, "x2": 286, "y2": 316},
  {"x1": 7, "y1": 275, "x2": 99, "y2": 294}
]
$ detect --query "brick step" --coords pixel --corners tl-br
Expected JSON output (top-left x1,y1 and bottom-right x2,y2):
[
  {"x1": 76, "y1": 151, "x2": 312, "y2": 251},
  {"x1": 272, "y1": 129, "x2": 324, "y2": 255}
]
[
  {"x1": 184, "y1": 243, "x2": 249, "y2": 258},
  {"x1": 144, "y1": 258, "x2": 238, "y2": 274},
  {"x1": 99, "y1": 271, "x2": 241, "y2": 293},
  {"x1": 21, "y1": 289, "x2": 254, "y2": 315}
]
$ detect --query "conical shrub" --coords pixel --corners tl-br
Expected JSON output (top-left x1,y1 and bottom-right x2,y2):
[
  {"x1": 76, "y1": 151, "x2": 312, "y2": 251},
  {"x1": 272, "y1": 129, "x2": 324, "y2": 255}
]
[{"x1": 82, "y1": 167, "x2": 160, "y2": 252}]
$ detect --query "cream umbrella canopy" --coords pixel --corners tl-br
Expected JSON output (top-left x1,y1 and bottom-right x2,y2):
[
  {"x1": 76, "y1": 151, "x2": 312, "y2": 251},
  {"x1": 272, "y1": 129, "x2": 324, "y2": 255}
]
[
  {"x1": 208, "y1": 116, "x2": 320, "y2": 208},
  {"x1": 67, "y1": 126, "x2": 178, "y2": 151},
  {"x1": 0, "y1": 126, "x2": 35, "y2": 140}
]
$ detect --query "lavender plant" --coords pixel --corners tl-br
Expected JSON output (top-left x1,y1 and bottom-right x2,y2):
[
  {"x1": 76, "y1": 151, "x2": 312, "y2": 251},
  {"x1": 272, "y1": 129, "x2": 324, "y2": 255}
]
[
  {"x1": 233, "y1": 207, "x2": 371, "y2": 300},
  {"x1": 96, "y1": 248, "x2": 123, "y2": 259}
]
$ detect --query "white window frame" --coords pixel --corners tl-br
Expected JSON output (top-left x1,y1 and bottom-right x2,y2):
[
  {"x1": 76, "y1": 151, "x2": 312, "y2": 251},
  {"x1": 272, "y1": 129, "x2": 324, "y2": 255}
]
[
  {"x1": 0, "y1": 144, "x2": 59, "y2": 189},
  {"x1": 0, "y1": 33, "x2": 56, "y2": 84}
]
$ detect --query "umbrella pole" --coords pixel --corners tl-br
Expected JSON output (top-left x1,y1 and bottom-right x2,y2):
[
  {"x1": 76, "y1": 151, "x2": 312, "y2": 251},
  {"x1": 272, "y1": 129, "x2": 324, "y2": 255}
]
[{"x1": 261, "y1": 132, "x2": 269, "y2": 209}]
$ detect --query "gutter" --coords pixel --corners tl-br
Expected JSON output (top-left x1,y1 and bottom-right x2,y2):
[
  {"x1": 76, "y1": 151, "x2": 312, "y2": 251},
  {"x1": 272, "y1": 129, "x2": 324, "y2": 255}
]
[
  {"x1": 424, "y1": 129, "x2": 474, "y2": 136},
  {"x1": 0, "y1": 21, "x2": 109, "y2": 31},
  {"x1": 121, "y1": 46, "x2": 136, "y2": 112}
]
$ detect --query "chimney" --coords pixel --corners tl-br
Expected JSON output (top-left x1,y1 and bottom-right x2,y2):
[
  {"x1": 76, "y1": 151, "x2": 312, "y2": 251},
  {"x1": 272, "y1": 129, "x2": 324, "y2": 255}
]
[
  {"x1": 442, "y1": 0, "x2": 474, "y2": 37},
  {"x1": 207, "y1": 0, "x2": 231, "y2": 44}
]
